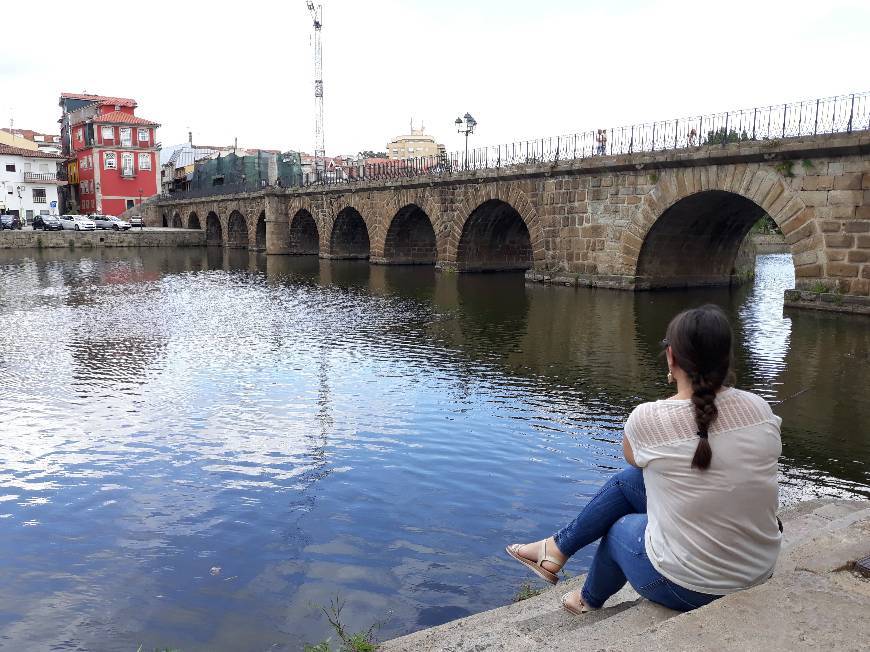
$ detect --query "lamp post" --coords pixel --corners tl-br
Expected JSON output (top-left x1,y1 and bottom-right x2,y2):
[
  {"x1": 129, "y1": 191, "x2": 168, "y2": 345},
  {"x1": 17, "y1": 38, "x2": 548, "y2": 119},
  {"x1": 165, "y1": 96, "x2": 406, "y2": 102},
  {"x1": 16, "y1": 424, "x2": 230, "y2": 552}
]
[
  {"x1": 16, "y1": 186, "x2": 24, "y2": 226},
  {"x1": 455, "y1": 112, "x2": 477, "y2": 170}
]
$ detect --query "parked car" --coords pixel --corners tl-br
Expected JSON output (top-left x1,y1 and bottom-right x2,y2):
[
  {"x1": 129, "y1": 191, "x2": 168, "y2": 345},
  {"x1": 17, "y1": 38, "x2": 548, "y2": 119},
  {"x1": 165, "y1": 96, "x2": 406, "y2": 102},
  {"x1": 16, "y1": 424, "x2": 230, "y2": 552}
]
[
  {"x1": 0, "y1": 214, "x2": 22, "y2": 230},
  {"x1": 60, "y1": 214, "x2": 96, "y2": 231},
  {"x1": 130, "y1": 215, "x2": 144, "y2": 229},
  {"x1": 91, "y1": 215, "x2": 132, "y2": 231},
  {"x1": 32, "y1": 215, "x2": 63, "y2": 231}
]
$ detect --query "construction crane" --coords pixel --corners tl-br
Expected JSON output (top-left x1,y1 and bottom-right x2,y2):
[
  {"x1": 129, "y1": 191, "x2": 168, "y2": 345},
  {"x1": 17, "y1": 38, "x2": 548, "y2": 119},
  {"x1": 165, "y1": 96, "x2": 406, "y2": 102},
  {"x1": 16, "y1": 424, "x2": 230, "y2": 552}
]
[{"x1": 306, "y1": 1, "x2": 325, "y2": 182}]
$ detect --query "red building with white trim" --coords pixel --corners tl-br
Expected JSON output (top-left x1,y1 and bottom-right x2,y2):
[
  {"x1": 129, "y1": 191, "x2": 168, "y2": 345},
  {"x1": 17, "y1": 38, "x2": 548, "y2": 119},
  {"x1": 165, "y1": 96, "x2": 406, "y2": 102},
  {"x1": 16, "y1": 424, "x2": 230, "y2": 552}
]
[{"x1": 59, "y1": 93, "x2": 161, "y2": 216}]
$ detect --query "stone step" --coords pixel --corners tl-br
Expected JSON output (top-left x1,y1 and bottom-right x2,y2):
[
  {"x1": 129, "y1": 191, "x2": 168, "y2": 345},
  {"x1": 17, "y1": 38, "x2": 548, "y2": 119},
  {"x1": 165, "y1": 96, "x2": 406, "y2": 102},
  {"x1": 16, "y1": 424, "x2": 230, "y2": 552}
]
[{"x1": 381, "y1": 499, "x2": 870, "y2": 652}]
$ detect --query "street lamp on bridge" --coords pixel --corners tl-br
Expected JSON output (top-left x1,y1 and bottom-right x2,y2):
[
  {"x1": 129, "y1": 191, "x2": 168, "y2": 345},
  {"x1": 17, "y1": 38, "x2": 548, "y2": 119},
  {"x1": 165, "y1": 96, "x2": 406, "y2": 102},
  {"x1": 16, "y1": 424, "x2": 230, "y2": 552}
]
[{"x1": 455, "y1": 113, "x2": 477, "y2": 170}]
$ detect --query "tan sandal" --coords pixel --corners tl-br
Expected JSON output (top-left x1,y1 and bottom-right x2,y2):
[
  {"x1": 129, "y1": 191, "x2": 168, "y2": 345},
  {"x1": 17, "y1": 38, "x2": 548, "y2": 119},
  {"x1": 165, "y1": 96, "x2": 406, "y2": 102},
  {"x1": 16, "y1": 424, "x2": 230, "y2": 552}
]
[
  {"x1": 505, "y1": 541, "x2": 562, "y2": 585},
  {"x1": 560, "y1": 590, "x2": 597, "y2": 616}
]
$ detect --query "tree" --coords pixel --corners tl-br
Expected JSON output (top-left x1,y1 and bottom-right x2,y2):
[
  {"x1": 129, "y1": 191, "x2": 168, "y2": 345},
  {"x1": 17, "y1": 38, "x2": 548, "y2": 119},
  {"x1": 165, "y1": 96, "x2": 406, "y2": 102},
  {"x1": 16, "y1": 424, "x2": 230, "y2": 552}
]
[
  {"x1": 704, "y1": 127, "x2": 750, "y2": 145},
  {"x1": 358, "y1": 150, "x2": 387, "y2": 159}
]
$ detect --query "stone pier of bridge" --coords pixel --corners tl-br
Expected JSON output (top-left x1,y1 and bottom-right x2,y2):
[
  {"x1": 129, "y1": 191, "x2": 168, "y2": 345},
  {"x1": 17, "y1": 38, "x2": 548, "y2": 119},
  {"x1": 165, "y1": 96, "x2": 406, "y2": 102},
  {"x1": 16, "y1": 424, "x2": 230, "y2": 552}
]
[{"x1": 152, "y1": 131, "x2": 870, "y2": 314}]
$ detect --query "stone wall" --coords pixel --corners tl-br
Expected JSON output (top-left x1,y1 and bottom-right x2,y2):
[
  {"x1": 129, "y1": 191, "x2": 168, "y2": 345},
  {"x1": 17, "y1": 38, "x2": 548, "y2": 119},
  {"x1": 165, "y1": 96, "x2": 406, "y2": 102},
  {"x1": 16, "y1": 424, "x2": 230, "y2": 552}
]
[{"x1": 0, "y1": 229, "x2": 205, "y2": 250}]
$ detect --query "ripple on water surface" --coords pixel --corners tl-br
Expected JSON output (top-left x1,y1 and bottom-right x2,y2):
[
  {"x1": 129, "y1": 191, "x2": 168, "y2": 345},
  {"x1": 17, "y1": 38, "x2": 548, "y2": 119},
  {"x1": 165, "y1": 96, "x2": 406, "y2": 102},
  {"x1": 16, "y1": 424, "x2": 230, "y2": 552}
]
[{"x1": 0, "y1": 250, "x2": 867, "y2": 650}]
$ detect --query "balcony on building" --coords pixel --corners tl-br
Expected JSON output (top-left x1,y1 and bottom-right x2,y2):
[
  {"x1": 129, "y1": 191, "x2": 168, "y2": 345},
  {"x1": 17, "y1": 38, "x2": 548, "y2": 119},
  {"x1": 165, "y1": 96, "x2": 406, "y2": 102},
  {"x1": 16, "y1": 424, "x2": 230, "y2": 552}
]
[{"x1": 24, "y1": 171, "x2": 67, "y2": 183}]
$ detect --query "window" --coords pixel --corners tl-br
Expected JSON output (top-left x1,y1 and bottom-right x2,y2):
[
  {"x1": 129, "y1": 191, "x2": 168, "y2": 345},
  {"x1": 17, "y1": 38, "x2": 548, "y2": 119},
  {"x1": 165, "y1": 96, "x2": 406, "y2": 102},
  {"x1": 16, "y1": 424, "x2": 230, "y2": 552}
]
[
  {"x1": 33, "y1": 189, "x2": 46, "y2": 204},
  {"x1": 138, "y1": 152, "x2": 151, "y2": 170},
  {"x1": 120, "y1": 127, "x2": 132, "y2": 146},
  {"x1": 137, "y1": 128, "x2": 149, "y2": 142},
  {"x1": 5, "y1": 164, "x2": 15, "y2": 172},
  {"x1": 40, "y1": 210, "x2": 49, "y2": 216},
  {"x1": 101, "y1": 126, "x2": 114, "y2": 141},
  {"x1": 39, "y1": 163, "x2": 49, "y2": 172},
  {"x1": 34, "y1": 135, "x2": 45, "y2": 142},
  {"x1": 76, "y1": 128, "x2": 83, "y2": 141},
  {"x1": 121, "y1": 152, "x2": 134, "y2": 176},
  {"x1": 104, "y1": 151, "x2": 117, "y2": 169},
  {"x1": 126, "y1": 199, "x2": 135, "y2": 210}
]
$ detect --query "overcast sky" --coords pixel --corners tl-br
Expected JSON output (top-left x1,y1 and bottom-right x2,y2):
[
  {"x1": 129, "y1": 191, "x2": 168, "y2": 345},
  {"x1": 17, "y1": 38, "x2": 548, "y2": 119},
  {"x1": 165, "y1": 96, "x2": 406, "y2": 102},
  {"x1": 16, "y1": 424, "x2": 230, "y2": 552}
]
[{"x1": 5, "y1": 0, "x2": 868, "y2": 156}]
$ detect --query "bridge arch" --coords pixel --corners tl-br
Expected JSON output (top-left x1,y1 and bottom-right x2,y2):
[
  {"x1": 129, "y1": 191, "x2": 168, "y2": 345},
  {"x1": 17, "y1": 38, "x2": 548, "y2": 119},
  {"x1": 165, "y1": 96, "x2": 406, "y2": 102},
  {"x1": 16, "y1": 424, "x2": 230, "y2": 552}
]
[
  {"x1": 289, "y1": 209, "x2": 319, "y2": 255},
  {"x1": 329, "y1": 207, "x2": 370, "y2": 259},
  {"x1": 382, "y1": 204, "x2": 437, "y2": 265},
  {"x1": 456, "y1": 199, "x2": 535, "y2": 272},
  {"x1": 188, "y1": 212, "x2": 201, "y2": 230},
  {"x1": 206, "y1": 211, "x2": 222, "y2": 246},
  {"x1": 255, "y1": 211, "x2": 266, "y2": 251},
  {"x1": 227, "y1": 210, "x2": 249, "y2": 249},
  {"x1": 628, "y1": 166, "x2": 809, "y2": 288},
  {"x1": 171, "y1": 211, "x2": 182, "y2": 228}
]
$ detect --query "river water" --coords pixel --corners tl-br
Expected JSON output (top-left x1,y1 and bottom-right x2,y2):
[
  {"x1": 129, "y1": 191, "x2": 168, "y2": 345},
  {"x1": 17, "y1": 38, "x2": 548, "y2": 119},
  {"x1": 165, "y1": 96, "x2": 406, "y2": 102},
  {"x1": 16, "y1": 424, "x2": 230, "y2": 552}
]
[{"x1": 0, "y1": 249, "x2": 867, "y2": 650}]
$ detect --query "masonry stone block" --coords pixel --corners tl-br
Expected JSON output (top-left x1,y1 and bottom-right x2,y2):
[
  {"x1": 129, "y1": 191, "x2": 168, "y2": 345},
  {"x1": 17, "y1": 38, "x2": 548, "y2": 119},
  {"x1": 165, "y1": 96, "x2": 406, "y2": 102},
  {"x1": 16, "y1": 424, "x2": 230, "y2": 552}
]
[
  {"x1": 824, "y1": 234, "x2": 854, "y2": 248},
  {"x1": 795, "y1": 263, "x2": 822, "y2": 278},
  {"x1": 827, "y1": 262, "x2": 859, "y2": 278},
  {"x1": 833, "y1": 173, "x2": 863, "y2": 190},
  {"x1": 843, "y1": 221, "x2": 870, "y2": 233},
  {"x1": 850, "y1": 278, "x2": 870, "y2": 295},
  {"x1": 828, "y1": 190, "x2": 863, "y2": 206}
]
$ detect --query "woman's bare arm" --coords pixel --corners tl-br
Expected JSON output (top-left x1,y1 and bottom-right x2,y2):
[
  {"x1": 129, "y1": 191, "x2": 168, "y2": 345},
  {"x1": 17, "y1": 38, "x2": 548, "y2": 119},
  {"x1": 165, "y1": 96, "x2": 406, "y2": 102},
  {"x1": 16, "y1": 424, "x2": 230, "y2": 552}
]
[{"x1": 623, "y1": 436, "x2": 638, "y2": 467}]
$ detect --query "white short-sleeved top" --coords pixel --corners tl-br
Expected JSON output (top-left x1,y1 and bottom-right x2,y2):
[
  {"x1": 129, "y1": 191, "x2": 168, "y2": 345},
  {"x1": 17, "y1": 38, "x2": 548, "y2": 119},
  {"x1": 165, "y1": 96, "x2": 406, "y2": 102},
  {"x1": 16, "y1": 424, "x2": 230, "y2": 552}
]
[{"x1": 624, "y1": 387, "x2": 783, "y2": 595}]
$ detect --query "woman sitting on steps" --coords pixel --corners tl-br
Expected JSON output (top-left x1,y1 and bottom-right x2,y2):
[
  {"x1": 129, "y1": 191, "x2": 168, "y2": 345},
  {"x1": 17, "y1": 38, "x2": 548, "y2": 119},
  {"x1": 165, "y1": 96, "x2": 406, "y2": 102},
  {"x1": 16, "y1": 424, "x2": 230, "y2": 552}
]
[{"x1": 507, "y1": 304, "x2": 783, "y2": 615}]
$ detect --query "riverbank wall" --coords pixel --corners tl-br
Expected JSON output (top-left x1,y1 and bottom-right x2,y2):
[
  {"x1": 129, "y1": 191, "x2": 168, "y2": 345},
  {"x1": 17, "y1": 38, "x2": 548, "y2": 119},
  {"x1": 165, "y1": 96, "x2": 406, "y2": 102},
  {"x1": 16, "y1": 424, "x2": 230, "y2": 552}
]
[
  {"x1": 0, "y1": 229, "x2": 205, "y2": 250},
  {"x1": 383, "y1": 498, "x2": 870, "y2": 651}
]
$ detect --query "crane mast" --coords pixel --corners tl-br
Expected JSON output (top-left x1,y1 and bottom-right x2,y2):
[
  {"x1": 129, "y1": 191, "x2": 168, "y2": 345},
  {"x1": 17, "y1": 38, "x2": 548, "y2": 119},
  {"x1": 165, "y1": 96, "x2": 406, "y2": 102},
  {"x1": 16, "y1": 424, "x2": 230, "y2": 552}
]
[{"x1": 306, "y1": 2, "x2": 324, "y2": 181}]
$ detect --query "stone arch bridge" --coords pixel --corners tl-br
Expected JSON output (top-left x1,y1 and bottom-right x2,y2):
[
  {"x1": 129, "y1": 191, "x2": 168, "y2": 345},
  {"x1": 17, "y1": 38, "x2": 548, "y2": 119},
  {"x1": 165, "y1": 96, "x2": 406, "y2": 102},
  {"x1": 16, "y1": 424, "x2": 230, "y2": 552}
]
[{"x1": 152, "y1": 132, "x2": 870, "y2": 308}]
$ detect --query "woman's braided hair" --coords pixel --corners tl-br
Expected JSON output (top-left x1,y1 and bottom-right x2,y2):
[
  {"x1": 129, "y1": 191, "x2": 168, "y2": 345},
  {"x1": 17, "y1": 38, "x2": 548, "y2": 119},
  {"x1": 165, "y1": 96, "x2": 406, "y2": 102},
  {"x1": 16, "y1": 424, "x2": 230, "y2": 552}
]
[{"x1": 665, "y1": 305, "x2": 735, "y2": 470}]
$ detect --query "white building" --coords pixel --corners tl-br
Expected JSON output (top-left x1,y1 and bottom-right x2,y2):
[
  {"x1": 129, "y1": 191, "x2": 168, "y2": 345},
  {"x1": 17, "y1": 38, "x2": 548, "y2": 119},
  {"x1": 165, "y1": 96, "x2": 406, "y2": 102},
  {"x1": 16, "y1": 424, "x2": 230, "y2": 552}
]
[{"x1": 0, "y1": 144, "x2": 64, "y2": 222}]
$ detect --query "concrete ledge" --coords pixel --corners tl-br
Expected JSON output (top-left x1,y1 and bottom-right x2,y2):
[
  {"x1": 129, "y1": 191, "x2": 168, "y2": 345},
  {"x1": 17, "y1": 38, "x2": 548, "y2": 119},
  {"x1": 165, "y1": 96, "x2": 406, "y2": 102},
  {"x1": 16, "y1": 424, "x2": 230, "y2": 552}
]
[
  {"x1": 0, "y1": 229, "x2": 205, "y2": 250},
  {"x1": 382, "y1": 499, "x2": 870, "y2": 651},
  {"x1": 784, "y1": 289, "x2": 870, "y2": 315}
]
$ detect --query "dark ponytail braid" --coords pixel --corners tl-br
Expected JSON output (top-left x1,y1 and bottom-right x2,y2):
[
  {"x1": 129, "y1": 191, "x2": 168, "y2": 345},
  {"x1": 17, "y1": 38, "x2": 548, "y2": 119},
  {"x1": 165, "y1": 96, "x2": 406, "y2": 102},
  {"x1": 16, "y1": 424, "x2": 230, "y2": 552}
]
[{"x1": 665, "y1": 305, "x2": 735, "y2": 471}]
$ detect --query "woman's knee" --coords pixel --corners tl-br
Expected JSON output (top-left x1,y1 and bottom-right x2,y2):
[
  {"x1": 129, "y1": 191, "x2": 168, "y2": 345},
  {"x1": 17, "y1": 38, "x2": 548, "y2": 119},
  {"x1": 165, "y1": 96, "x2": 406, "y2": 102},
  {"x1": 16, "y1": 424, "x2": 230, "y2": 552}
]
[{"x1": 615, "y1": 465, "x2": 643, "y2": 485}]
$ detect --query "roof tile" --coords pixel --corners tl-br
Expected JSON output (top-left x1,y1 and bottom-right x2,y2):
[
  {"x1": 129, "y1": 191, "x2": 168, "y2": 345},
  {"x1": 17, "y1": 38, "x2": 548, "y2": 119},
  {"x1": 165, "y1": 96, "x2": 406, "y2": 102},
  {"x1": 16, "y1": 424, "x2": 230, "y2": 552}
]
[{"x1": 90, "y1": 111, "x2": 160, "y2": 127}]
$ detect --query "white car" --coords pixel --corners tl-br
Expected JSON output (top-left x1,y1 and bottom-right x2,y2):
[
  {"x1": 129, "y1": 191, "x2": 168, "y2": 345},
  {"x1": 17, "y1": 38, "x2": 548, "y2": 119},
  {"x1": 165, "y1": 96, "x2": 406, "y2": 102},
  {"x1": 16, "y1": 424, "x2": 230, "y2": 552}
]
[
  {"x1": 91, "y1": 215, "x2": 131, "y2": 231},
  {"x1": 60, "y1": 215, "x2": 96, "y2": 231}
]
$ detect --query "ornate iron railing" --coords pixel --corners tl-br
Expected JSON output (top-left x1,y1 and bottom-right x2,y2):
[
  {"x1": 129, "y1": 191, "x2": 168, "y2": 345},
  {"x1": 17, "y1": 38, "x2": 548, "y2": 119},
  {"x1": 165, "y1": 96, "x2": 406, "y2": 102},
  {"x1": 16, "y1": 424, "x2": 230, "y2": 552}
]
[
  {"x1": 157, "y1": 91, "x2": 869, "y2": 201},
  {"x1": 309, "y1": 90, "x2": 869, "y2": 186}
]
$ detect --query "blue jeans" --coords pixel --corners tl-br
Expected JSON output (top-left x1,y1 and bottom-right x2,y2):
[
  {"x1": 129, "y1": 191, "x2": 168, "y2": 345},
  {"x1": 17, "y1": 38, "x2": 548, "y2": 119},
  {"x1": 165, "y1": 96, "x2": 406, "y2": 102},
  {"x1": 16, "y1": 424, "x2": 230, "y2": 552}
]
[{"x1": 553, "y1": 466, "x2": 720, "y2": 611}]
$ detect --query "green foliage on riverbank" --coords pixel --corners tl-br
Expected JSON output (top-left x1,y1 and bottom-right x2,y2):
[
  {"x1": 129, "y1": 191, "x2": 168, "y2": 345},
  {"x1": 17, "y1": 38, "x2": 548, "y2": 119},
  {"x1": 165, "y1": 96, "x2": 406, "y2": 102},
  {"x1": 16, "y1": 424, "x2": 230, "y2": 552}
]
[
  {"x1": 305, "y1": 596, "x2": 383, "y2": 652},
  {"x1": 512, "y1": 581, "x2": 544, "y2": 602}
]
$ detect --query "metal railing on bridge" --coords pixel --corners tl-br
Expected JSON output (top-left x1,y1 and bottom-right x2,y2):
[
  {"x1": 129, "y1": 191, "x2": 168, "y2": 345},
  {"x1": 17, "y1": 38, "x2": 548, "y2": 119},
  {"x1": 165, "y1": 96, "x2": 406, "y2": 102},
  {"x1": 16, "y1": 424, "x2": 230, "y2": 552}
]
[
  {"x1": 312, "y1": 90, "x2": 870, "y2": 186},
  {"x1": 158, "y1": 90, "x2": 869, "y2": 201}
]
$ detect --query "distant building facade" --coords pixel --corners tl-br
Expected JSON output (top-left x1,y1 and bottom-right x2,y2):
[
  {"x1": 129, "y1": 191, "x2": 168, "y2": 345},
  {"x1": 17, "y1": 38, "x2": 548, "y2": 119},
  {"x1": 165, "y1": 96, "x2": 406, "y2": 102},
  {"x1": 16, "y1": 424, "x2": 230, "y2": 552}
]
[
  {"x1": 0, "y1": 129, "x2": 62, "y2": 155},
  {"x1": 386, "y1": 121, "x2": 445, "y2": 160},
  {"x1": 185, "y1": 150, "x2": 303, "y2": 193},
  {"x1": 0, "y1": 144, "x2": 64, "y2": 221},
  {"x1": 59, "y1": 92, "x2": 161, "y2": 215}
]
